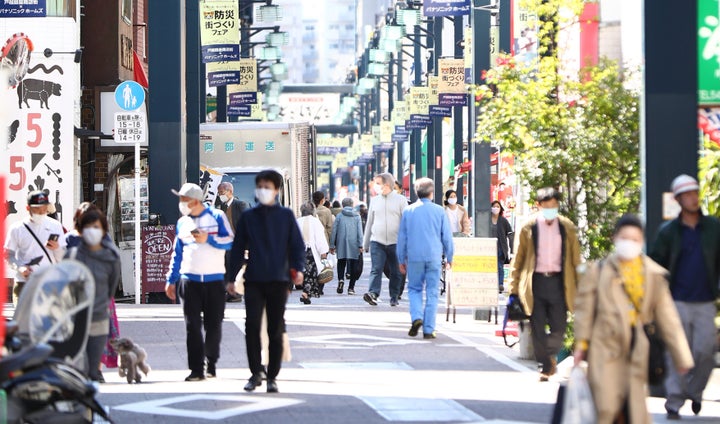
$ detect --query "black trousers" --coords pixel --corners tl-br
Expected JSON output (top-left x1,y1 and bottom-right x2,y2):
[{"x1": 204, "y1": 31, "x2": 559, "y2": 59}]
[
  {"x1": 530, "y1": 273, "x2": 567, "y2": 373},
  {"x1": 177, "y1": 279, "x2": 226, "y2": 374},
  {"x1": 337, "y1": 258, "x2": 358, "y2": 288},
  {"x1": 244, "y1": 281, "x2": 289, "y2": 380}
]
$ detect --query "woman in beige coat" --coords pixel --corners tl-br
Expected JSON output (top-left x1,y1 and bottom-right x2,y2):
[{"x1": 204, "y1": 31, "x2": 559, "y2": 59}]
[{"x1": 573, "y1": 214, "x2": 693, "y2": 424}]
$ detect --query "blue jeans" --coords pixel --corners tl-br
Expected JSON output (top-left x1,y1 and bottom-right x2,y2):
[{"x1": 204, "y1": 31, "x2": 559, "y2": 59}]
[
  {"x1": 407, "y1": 260, "x2": 442, "y2": 334},
  {"x1": 497, "y1": 248, "x2": 505, "y2": 288},
  {"x1": 368, "y1": 241, "x2": 402, "y2": 299}
]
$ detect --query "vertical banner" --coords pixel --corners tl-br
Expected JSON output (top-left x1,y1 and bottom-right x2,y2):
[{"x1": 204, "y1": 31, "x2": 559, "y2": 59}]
[
  {"x1": 227, "y1": 58, "x2": 258, "y2": 116},
  {"x1": 200, "y1": 0, "x2": 239, "y2": 63},
  {"x1": 512, "y1": 0, "x2": 538, "y2": 62},
  {"x1": 0, "y1": 19, "x2": 79, "y2": 231},
  {"x1": 423, "y1": 0, "x2": 470, "y2": 17},
  {"x1": 438, "y1": 58, "x2": 467, "y2": 106},
  {"x1": 698, "y1": 0, "x2": 720, "y2": 105}
]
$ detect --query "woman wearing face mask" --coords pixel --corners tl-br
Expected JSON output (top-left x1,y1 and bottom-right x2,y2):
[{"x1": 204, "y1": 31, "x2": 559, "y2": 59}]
[
  {"x1": 65, "y1": 208, "x2": 121, "y2": 383},
  {"x1": 491, "y1": 201, "x2": 514, "y2": 291},
  {"x1": 573, "y1": 214, "x2": 693, "y2": 424},
  {"x1": 444, "y1": 190, "x2": 470, "y2": 236},
  {"x1": 296, "y1": 202, "x2": 330, "y2": 304}
]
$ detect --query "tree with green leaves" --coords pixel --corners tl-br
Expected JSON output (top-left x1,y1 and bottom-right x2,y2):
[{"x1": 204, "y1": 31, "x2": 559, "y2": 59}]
[{"x1": 474, "y1": 1, "x2": 640, "y2": 259}]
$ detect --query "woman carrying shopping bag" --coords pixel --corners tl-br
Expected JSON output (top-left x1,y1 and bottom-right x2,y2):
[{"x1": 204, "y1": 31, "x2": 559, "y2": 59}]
[
  {"x1": 296, "y1": 202, "x2": 330, "y2": 304},
  {"x1": 573, "y1": 214, "x2": 693, "y2": 424}
]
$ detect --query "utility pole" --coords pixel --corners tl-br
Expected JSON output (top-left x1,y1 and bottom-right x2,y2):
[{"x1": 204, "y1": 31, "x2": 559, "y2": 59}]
[{"x1": 432, "y1": 16, "x2": 443, "y2": 204}]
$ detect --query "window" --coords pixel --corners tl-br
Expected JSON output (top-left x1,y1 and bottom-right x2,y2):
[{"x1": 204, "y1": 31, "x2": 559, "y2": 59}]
[
  {"x1": 122, "y1": 0, "x2": 132, "y2": 24},
  {"x1": 46, "y1": 0, "x2": 77, "y2": 19}
]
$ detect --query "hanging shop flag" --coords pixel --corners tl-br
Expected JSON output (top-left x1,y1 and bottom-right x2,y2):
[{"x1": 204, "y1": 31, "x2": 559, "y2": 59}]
[
  {"x1": 438, "y1": 58, "x2": 467, "y2": 106},
  {"x1": 423, "y1": 0, "x2": 470, "y2": 17},
  {"x1": 200, "y1": 0, "x2": 239, "y2": 63},
  {"x1": 429, "y1": 75, "x2": 439, "y2": 105},
  {"x1": 226, "y1": 59, "x2": 258, "y2": 116},
  {"x1": 207, "y1": 62, "x2": 240, "y2": 87}
]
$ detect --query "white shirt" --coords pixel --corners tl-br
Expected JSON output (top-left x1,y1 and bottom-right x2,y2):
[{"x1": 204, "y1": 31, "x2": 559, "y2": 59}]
[
  {"x1": 445, "y1": 207, "x2": 461, "y2": 233},
  {"x1": 4, "y1": 216, "x2": 65, "y2": 282}
]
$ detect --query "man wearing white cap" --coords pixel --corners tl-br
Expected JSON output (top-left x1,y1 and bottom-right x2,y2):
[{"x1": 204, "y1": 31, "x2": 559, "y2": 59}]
[
  {"x1": 165, "y1": 183, "x2": 234, "y2": 381},
  {"x1": 650, "y1": 174, "x2": 720, "y2": 420}
]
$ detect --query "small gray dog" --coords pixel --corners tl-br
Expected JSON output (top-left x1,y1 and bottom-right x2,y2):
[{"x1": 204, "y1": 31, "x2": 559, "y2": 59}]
[{"x1": 109, "y1": 337, "x2": 150, "y2": 384}]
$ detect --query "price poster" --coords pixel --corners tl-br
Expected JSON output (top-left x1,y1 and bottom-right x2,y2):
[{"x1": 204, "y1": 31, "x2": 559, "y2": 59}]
[
  {"x1": 447, "y1": 237, "x2": 498, "y2": 307},
  {"x1": 0, "y1": 18, "x2": 79, "y2": 230}
]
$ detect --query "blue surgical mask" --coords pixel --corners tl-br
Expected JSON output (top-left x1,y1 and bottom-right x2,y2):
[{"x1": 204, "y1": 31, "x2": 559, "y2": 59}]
[{"x1": 541, "y1": 207, "x2": 558, "y2": 221}]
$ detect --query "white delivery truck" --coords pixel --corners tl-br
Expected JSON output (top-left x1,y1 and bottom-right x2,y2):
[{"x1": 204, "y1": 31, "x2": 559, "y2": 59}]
[{"x1": 198, "y1": 121, "x2": 316, "y2": 216}]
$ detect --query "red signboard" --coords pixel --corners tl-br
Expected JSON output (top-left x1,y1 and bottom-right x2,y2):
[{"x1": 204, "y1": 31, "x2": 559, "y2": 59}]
[{"x1": 141, "y1": 225, "x2": 175, "y2": 301}]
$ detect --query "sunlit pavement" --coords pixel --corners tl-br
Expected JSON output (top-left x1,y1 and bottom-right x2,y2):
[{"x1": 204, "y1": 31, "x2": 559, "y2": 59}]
[{"x1": 4, "y1": 268, "x2": 720, "y2": 423}]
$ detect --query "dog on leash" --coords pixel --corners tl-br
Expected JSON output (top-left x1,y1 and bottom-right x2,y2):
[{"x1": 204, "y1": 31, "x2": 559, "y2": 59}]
[{"x1": 109, "y1": 337, "x2": 151, "y2": 384}]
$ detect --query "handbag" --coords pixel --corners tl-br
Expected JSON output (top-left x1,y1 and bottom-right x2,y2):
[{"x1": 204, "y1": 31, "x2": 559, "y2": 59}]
[
  {"x1": 644, "y1": 322, "x2": 666, "y2": 385},
  {"x1": 317, "y1": 259, "x2": 334, "y2": 285},
  {"x1": 502, "y1": 295, "x2": 529, "y2": 348},
  {"x1": 560, "y1": 367, "x2": 597, "y2": 424}
]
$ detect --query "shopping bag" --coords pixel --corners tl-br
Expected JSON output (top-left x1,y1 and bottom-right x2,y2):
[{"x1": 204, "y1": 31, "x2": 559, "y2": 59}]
[
  {"x1": 560, "y1": 367, "x2": 597, "y2": 424},
  {"x1": 326, "y1": 252, "x2": 338, "y2": 269}
]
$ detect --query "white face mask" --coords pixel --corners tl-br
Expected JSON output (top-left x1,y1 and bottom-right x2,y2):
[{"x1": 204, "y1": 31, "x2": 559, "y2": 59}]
[
  {"x1": 29, "y1": 213, "x2": 47, "y2": 224},
  {"x1": 374, "y1": 183, "x2": 383, "y2": 195},
  {"x1": 82, "y1": 227, "x2": 104, "y2": 246},
  {"x1": 178, "y1": 201, "x2": 192, "y2": 216},
  {"x1": 255, "y1": 188, "x2": 276, "y2": 205},
  {"x1": 491, "y1": 207, "x2": 501, "y2": 215},
  {"x1": 542, "y1": 207, "x2": 558, "y2": 221},
  {"x1": 614, "y1": 239, "x2": 643, "y2": 260},
  {"x1": 448, "y1": 198, "x2": 458, "y2": 205},
  {"x1": 219, "y1": 194, "x2": 229, "y2": 203}
]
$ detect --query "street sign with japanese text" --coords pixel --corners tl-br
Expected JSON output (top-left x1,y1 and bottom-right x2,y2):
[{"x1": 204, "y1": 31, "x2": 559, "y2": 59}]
[
  {"x1": 423, "y1": 0, "x2": 470, "y2": 17},
  {"x1": 114, "y1": 112, "x2": 146, "y2": 144},
  {"x1": 409, "y1": 87, "x2": 430, "y2": 115},
  {"x1": 438, "y1": 58, "x2": 466, "y2": 93},
  {"x1": 0, "y1": 0, "x2": 46, "y2": 17},
  {"x1": 429, "y1": 75, "x2": 439, "y2": 105},
  {"x1": 200, "y1": 0, "x2": 239, "y2": 63},
  {"x1": 207, "y1": 61, "x2": 240, "y2": 87}
]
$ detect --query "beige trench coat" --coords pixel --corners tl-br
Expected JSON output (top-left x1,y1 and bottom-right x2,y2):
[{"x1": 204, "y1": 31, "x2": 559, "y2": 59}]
[
  {"x1": 574, "y1": 254, "x2": 694, "y2": 424},
  {"x1": 508, "y1": 215, "x2": 581, "y2": 315}
]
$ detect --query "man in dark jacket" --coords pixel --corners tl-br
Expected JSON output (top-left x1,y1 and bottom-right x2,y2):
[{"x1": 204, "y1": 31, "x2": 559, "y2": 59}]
[
  {"x1": 226, "y1": 170, "x2": 305, "y2": 394},
  {"x1": 649, "y1": 174, "x2": 720, "y2": 420},
  {"x1": 216, "y1": 182, "x2": 249, "y2": 302}
]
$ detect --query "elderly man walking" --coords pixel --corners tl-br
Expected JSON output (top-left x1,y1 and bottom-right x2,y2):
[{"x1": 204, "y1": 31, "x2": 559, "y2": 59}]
[
  {"x1": 508, "y1": 187, "x2": 581, "y2": 382},
  {"x1": 216, "y1": 182, "x2": 250, "y2": 303},
  {"x1": 650, "y1": 174, "x2": 720, "y2": 420},
  {"x1": 363, "y1": 173, "x2": 407, "y2": 306},
  {"x1": 330, "y1": 198, "x2": 364, "y2": 295},
  {"x1": 397, "y1": 178, "x2": 454, "y2": 339}
]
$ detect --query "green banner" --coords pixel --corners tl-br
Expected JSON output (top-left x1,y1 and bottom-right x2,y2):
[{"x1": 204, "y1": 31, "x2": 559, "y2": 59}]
[{"x1": 699, "y1": 0, "x2": 720, "y2": 104}]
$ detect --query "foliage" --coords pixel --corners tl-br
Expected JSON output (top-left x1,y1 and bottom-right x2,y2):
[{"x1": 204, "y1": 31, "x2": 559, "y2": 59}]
[
  {"x1": 474, "y1": 0, "x2": 640, "y2": 259},
  {"x1": 699, "y1": 139, "x2": 720, "y2": 217}
]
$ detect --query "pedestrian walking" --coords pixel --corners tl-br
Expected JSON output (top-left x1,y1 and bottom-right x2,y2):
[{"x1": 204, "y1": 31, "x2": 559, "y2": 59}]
[
  {"x1": 362, "y1": 173, "x2": 407, "y2": 306},
  {"x1": 491, "y1": 200, "x2": 514, "y2": 292},
  {"x1": 508, "y1": 187, "x2": 581, "y2": 381},
  {"x1": 649, "y1": 174, "x2": 720, "y2": 420},
  {"x1": 330, "y1": 198, "x2": 363, "y2": 295},
  {"x1": 216, "y1": 182, "x2": 250, "y2": 303},
  {"x1": 226, "y1": 170, "x2": 305, "y2": 393},
  {"x1": 296, "y1": 202, "x2": 330, "y2": 304},
  {"x1": 312, "y1": 191, "x2": 334, "y2": 243},
  {"x1": 165, "y1": 183, "x2": 234, "y2": 382},
  {"x1": 444, "y1": 190, "x2": 471, "y2": 236},
  {"x1": 330, "y1": 200, "x2": 342, "y2": 217},
  {"x1": 66, "y1": 208, "x2": 121, "y2": 383},
  {"x1": 4, "y1": 191, "x2": 65, "y2": 304},
  {"x1": 397, "y1": 178, "x2": 453, "y2": 339},
  {"x1": 574, "y1": 214, "x2": 693, "y2": 424}
]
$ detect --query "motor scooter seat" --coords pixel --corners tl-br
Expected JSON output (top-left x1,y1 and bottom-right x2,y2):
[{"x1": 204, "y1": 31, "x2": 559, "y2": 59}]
[{"x1": 0, "y1": 343, "x2": 53, "y2": 380}]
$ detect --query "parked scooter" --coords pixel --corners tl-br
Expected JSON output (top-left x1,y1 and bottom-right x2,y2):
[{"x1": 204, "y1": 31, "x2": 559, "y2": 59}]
[{"x1": 0, "y1": 259, "x2": 113, "y2": 423}]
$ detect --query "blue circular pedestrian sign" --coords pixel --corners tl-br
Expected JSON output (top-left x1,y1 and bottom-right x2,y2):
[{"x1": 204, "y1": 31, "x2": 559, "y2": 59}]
[{"x1": 114, "y1": 81, "x2": 146, "y2": 111}]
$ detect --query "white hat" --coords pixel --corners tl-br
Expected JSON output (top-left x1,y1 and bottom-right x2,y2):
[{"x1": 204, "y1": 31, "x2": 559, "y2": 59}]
[
  {"x1": 671, "y1": 174, "x2": 700, "y2": 197},
  {"x1": 171, "y1": 183, "x2": 204, "y2": 201}
]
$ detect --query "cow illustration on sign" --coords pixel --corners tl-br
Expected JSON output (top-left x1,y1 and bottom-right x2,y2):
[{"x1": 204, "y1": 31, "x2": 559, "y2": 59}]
[{"x1": 17, "y1": 78, "x2": 62, "y2": 109}]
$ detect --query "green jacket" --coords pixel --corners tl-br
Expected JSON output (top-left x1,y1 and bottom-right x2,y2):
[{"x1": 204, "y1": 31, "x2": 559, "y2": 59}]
[{"x1": 649, "y1": 214, "x2": 720, "y2": 299}]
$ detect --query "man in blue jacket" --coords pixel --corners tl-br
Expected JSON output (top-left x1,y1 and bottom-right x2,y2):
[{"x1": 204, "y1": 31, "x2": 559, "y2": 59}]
[
  {"x1": 397, "y1": 177, "x2": 454, "y2": 339},
  {"x1": 650, "y1": 174, "x2": 720, "y2": 420},
  {"x1": 165, "y1": 183, "x2": 234, "y2": 382},
  {"x1": 226, "y1": 170, "x2": 305, "y2": 393}
]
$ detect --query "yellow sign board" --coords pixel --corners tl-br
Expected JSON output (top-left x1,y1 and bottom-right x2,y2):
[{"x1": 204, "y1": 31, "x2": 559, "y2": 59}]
[
  {"x1": 429, "y1": 75, "x2": 439, "y2": 105},
  {"x1": 226, "y1": 58, "x2": 258, "y2": 92},
  {"x1": 409, "y1": 87, "x2": 430, "y2": 115},
  {"x1": 438, "y1": 58, "x2": 466, "y2": 94},
  {"x1": 447, "y1": 237, "x2": 498, "y2": 308}
]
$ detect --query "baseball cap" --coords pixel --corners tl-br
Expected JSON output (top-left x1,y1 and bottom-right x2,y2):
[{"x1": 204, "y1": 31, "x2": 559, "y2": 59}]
[
  {"x1": 171, "y1": 183, "x2": 204, "y2": 201},
  {"x1": 671, "y1": 174, "x2": 699, "y2": 197},
  {"x1": 27, "y1": 190, "x2": 49, "y2": 206}
]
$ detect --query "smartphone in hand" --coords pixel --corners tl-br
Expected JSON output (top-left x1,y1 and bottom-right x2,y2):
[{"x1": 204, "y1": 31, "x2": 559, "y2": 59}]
[{"x1": 48, "y1": 234, "x2": 59, "y2": 242}]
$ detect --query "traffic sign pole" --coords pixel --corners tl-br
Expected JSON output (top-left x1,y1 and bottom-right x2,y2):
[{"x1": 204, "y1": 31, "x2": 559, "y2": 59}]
[{"x1": 114, "y1": 81, "x2": 146, "y2": 305}]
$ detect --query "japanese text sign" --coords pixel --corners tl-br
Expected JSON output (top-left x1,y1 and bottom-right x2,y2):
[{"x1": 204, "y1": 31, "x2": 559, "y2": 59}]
[{"x1": 200, "y1": 0, "x2": 239, "y2": 63}]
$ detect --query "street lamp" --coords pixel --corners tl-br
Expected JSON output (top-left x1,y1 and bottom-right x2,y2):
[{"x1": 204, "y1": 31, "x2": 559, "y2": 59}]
[
  {"x1": 266, "y1": 31, "x2": 289, "y2": 47},
  {"x1": 256, "y1": 3, "x2": 282, "y2": 22}
]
